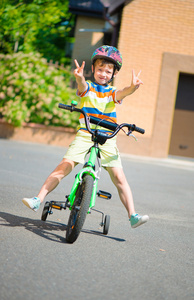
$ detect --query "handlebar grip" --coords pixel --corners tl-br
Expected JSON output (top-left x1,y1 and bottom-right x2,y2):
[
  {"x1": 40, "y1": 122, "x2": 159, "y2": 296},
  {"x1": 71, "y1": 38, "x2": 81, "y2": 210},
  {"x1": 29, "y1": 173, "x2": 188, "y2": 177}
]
[
  {"x1": 134, "y1": 126, "x2": 145, "y2": 134},
  {"x1": 58, "y1": 103, "x2": 72, "y2": 110}
]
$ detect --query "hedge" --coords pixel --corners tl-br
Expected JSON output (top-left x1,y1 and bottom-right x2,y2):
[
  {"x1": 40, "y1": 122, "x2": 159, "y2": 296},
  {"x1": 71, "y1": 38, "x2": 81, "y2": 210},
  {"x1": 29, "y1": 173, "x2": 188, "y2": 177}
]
[{"x1": 0, "y1": 52, "x2": 79, "y2": 128}]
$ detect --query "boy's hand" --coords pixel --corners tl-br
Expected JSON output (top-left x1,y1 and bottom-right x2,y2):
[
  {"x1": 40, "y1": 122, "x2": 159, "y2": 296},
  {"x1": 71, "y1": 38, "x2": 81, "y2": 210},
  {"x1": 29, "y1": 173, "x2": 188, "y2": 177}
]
[
  {"x1": 115, "y1": 69, "x2": 143, "y2": 101},
  {"x1": 131, "y1": 69, "x2": 143, "y2": 90},
  {"x1": 74, "y1": 59, "x2": 85, "y2": 79},
  {"x1": 73, "y1": 59, "x2": 87, "y2": 94}
]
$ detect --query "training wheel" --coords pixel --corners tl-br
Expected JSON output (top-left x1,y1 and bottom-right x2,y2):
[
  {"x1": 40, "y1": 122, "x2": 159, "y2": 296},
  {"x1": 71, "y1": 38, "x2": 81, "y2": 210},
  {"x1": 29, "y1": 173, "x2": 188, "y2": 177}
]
[
  {"x1": 41, "y1": 202, "x2": 50, "y2": 221},
  {"x1": 103, "y1": 215, "x2": 110, "y2": 235}
]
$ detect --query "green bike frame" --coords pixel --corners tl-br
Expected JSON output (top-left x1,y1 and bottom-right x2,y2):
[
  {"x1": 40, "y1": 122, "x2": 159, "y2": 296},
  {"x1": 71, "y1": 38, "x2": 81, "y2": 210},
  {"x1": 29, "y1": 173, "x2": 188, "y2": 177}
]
[{"x1": 67, "y1": 145, "x2": 100, "y2": 210}]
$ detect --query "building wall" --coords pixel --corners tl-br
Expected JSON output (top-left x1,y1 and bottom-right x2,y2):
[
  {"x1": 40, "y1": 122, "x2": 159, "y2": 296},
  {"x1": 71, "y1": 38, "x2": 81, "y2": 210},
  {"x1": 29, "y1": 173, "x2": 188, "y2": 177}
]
[
  {"x1": 115, "y1": 0, "x2": 194, "y2": 157},
  {"x1": 72, "y1": 16, "x2": 105, "y2": 78}
]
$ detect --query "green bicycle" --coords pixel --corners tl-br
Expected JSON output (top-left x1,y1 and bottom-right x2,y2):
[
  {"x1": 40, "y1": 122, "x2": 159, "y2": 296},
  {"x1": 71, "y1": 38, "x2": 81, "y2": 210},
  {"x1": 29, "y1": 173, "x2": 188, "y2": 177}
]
[{"x1": 41, "y1": 101, "x2": 145, "y2": 243}]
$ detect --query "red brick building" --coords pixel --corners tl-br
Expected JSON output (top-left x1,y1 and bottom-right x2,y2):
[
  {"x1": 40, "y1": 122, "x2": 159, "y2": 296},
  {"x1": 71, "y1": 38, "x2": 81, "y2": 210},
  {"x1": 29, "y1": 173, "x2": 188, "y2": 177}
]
[{"x1": 70, "y1": 0, "x2": 194, "y2": 158}]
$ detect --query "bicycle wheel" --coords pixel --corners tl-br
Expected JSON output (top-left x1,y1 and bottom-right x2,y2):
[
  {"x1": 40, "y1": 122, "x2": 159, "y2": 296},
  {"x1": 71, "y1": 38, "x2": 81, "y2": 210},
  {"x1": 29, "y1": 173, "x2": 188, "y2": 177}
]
[
  {"x1": 41, "y1": 202, "x2": 50, "y2": 221},
  {"x1": 66, "y1": 175, "x2": 94, "y2": 243},
  {"x1": 103, "y1": 215, "x2": 110, "y2": 235}
]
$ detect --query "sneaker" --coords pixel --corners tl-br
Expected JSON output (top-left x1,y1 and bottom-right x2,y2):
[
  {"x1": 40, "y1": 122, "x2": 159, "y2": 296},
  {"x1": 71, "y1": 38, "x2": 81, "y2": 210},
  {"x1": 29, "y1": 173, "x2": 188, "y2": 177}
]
[
  {"x1": 22, "y1": 197, "x2": 41, "y2": 212},
  {"x1": 130, "y1": 213, "x2": 149, "y2": 228}
]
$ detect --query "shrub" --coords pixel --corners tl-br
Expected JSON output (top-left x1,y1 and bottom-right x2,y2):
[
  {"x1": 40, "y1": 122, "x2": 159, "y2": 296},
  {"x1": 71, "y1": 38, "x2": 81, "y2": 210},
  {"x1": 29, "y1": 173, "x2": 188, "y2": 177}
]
[{"x1": 0, "y1": 52, "x2": 79, "y2": 128}]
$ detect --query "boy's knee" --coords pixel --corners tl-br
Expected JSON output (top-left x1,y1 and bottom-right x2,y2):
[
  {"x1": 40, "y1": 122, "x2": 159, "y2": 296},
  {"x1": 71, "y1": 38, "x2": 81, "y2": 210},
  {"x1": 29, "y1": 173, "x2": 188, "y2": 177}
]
[
  {"x1": 57, "y1": 158, "x2": 77, "y2": 176},
  {"x1": 108, "y1": 167, "x2": 126, "y2": 185},
  {"x1": 116, "y1": 173, "x2": 126, "y2": 185}
]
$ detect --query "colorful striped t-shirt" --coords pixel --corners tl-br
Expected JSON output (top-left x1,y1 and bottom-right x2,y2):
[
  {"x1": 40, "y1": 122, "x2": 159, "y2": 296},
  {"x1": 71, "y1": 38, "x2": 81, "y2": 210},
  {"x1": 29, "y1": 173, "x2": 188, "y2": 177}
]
[{"x1": 77, "y1": 81, "x2": 119, "y2": 133}]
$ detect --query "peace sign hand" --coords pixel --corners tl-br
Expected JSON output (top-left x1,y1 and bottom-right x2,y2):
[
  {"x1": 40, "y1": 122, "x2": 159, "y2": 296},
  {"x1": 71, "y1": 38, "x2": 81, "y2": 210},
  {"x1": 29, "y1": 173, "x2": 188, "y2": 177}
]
[
  {"x1": 74, "y1": 59, "x2": 85, "y2": 79},
  {"x1": 131, "y1": 69, "x2": 143, "y2": 90}
]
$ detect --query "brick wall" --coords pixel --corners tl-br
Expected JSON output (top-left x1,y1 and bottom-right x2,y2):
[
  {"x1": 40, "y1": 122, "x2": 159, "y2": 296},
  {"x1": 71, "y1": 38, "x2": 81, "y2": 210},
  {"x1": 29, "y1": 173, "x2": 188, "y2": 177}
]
[{"x1": 115, "y1": 0, "x2": 194, "y2": 157}]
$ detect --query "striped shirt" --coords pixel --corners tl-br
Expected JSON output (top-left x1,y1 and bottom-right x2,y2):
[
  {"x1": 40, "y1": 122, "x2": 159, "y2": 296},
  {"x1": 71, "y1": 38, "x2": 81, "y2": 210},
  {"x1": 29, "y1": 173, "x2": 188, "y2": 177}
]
[{"x1": 77, "y1": 81, "x2": 119, "y2": 133}]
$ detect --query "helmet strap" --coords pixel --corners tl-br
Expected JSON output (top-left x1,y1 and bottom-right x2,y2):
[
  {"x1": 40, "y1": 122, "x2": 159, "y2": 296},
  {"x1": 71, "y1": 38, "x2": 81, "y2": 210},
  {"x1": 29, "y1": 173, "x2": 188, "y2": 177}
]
[{"x1": 107, "y1": 65, "x2": 117, "y2": 83}]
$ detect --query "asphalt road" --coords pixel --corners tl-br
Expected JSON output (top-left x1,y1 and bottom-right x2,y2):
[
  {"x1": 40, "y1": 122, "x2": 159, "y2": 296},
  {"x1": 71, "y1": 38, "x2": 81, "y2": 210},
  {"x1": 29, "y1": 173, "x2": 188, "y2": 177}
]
[{"x1": 0, "y1": 139, "x2": 194, "y2": 300}]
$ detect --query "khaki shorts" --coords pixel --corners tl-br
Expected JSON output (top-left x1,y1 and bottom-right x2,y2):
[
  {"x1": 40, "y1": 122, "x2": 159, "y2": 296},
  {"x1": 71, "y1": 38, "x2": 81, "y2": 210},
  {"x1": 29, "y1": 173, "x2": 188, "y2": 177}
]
[{"x1": 64, "y1": 130, "x2": 122, "y2": 168}]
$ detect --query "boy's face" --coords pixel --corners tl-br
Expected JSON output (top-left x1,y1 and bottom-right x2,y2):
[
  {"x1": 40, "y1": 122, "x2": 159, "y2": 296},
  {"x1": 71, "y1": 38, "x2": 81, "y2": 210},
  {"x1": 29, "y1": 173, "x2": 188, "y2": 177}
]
[{"x1": 92, "y1": 59, "x2": 115, "y2": 85}]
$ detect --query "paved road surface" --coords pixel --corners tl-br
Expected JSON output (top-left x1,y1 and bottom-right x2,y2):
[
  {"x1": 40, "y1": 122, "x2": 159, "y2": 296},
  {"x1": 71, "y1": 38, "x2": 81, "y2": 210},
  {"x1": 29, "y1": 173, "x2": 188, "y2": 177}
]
[{"x1": 0, "y1": 139, "x2": 194, "y2": 300}]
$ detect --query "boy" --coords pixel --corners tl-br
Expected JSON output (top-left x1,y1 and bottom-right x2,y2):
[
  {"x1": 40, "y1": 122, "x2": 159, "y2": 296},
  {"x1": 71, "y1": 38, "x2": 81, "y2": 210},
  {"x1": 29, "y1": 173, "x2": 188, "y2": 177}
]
[{"x1": 22, "y1": 45, "x2": 149, "y2": 228}]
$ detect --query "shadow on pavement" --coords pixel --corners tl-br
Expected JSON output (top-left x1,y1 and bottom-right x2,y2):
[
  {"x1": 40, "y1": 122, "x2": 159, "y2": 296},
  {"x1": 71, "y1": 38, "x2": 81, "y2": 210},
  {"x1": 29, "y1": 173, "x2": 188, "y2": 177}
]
[
  {"x1": 0, "y1": 211, "x2": 126, "y2": 243},
  {"x1": 82, "y1": 229, "x2": 126, "y2": 242},
  {"x1": 0, "y1": 211, "x2": 67, "y2": 243}
]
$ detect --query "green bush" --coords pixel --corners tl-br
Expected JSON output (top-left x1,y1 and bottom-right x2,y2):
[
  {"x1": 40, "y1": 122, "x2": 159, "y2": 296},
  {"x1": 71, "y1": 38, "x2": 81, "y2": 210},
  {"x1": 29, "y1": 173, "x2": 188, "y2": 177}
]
[{"x1": 0, "y1": 52, "x2": 79, "y2": 128}]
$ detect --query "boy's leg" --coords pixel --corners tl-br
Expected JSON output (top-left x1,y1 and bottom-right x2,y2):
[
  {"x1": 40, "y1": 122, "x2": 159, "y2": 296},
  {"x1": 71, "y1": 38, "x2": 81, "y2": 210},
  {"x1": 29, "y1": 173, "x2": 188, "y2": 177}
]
[
  {"x1": 106, "y1": 167, "x2": 149, "y2": 227},
  {"x1": 22, "y1": 158, "x2": 77, "y2": 211},
  {"x1": 37, "y1": 158, "x2": 77, "y2": 203},
  {"x1": 106, "y1": 167, "x2": 135, "y2": 218}
]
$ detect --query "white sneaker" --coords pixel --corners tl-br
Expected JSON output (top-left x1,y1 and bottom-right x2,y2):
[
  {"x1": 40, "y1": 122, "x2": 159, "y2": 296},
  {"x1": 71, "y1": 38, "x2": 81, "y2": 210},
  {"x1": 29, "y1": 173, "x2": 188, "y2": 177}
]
[
  {"x1": 130, "y1": 213, "x2": 149, "y2": 228},
  {"x1": 22, "y1": 197, "x2": 41, "y2": 212}
]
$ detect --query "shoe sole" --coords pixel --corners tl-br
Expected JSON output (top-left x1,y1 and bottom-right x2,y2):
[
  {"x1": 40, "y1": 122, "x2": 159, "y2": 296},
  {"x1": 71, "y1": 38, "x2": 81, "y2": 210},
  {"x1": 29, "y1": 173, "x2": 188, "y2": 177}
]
[{"x1": 22, "y1": 198, "x2": 38, "y2": 212}]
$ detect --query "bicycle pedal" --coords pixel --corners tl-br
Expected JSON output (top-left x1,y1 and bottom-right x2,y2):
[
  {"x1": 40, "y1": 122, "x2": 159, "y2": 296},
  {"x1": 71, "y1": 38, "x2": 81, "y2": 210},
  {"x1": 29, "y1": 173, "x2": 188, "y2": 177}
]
[
  {"x1": 51, "y1": 201, "x2": 65, "y2": 210},
  {"x1": 97, "y1": 190, "x2": 112, "y2": 199},
  {"x1": 51, "y1": 204, "x2": 62, "y2": 210}
]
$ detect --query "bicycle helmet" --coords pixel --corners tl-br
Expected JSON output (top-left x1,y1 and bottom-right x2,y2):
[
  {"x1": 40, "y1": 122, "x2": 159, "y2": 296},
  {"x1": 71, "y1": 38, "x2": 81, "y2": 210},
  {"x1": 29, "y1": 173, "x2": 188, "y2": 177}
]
[{"x1": 91, "y1": 45, "x2": 122, "y2": 71}]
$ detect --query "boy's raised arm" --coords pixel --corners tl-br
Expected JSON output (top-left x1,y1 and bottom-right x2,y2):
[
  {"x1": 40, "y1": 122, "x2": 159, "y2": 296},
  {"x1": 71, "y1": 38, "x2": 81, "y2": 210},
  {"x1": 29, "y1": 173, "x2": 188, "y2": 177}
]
[
  {"x1": 74, "y1": 59, "x2": 88, "y2": 94},
  {"x1": 116, "y1": 70, "x2": 143, "y2": 101}
]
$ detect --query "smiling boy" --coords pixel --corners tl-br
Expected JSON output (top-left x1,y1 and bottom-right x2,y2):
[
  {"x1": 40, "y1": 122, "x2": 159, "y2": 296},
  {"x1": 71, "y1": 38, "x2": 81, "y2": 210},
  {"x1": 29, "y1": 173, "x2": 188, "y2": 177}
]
[{"x1": 22, "y1": 45, "x2": 149, "y2": 229}]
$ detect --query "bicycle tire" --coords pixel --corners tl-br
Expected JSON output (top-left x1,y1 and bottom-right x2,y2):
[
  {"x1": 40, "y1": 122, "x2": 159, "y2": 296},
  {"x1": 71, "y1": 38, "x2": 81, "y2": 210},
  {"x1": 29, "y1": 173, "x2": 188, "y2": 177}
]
[
  {"x1": 41, "y1": 202, "x2": 50, "y2": 221},
  {"x1": 66, "y1": 175, "x2": 94, "y2": 243}
]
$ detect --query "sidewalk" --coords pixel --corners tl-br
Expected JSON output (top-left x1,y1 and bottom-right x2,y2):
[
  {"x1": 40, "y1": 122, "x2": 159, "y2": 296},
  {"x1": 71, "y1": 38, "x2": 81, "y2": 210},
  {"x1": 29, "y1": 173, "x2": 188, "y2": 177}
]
[{"x1": 121, "y1": 152, "x2": 194, "y2": 171}]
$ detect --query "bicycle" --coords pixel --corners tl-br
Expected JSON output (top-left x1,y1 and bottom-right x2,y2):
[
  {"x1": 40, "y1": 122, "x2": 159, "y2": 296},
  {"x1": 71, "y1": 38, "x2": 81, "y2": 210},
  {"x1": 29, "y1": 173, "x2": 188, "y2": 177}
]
[{"x1": 41, "y1": 101, "x2": 145, "y2": 243}]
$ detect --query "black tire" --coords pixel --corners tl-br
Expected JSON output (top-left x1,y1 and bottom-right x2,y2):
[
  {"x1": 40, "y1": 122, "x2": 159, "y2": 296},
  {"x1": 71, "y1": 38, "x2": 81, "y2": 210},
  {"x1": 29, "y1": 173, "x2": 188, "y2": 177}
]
[
  {"x1": 41, "y1": 202, "x2": 50, "y2": 221},
  {"x1": 103, "y1": 215, "x2": 110, "y2": 235},
  {"x1": 66, "y1": 175, "x2": 94, "y2": 243}
]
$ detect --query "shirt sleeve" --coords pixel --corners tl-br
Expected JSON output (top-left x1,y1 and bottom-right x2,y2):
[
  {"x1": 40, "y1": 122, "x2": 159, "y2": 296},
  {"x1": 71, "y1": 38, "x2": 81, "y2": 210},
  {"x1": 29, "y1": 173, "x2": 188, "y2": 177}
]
[{"x1": 113, "y1": 89, "x2": 123, "y2": 105}]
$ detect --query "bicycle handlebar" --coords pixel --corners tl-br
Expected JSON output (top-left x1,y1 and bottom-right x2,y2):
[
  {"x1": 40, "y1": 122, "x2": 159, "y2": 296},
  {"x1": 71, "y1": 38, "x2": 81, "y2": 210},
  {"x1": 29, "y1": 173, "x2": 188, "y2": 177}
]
[
  {"x1": 58, "y1": 103, "x2": 145, "y2": 137},
  {"x1": 89, "y1": 116, "x2": 118, "y2": 131}
]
